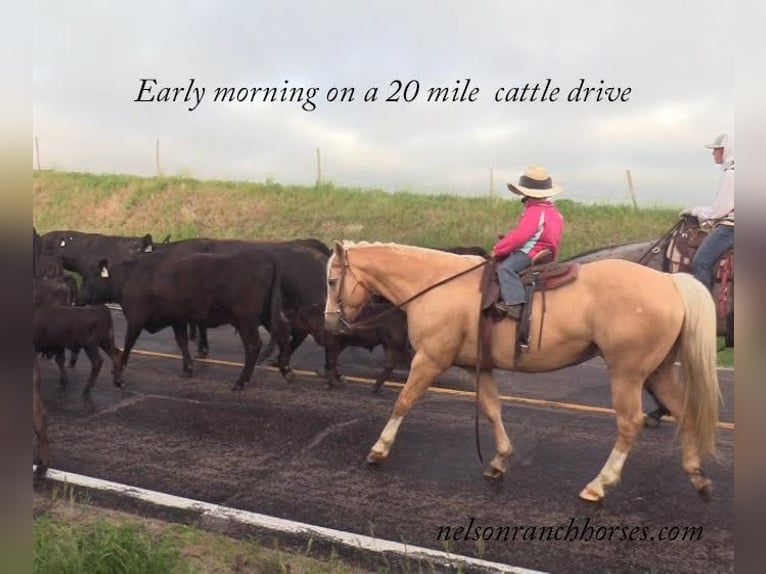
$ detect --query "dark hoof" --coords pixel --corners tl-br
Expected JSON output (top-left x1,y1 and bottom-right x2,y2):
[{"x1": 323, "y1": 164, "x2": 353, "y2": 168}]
[
  {"x1": 644, "y1": 409, "x2": 667, "y2": 428},
  {"x1": 34, "y1": 463, "x2": 49, "y2": 478},
  {"x1": 482, "y1": 466, "x2": 505, "y2": 480},
  {"x1": 181, "y1": 369, "x2": 193, "y2": 379},
  {"x1": 281, "y1": 369, "x2": 295, "y2": 383},
  {"x1": 644, "y1": 415, "x2": 660, "y2": 428},
  {"x1": 697, "y1": 486, "x2": 712, "y2": 503},
  {"x1": 196, "y1": 351, "x2": 209, "y2": 359},
  {"x1": 82, "y1": 387, "x2": 93, "y2": 397}
]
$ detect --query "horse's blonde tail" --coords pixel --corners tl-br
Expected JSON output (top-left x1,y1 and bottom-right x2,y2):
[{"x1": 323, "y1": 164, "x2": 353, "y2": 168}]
[{"x1": 671, "y1": 273, "x2": 721, "y2": 459}]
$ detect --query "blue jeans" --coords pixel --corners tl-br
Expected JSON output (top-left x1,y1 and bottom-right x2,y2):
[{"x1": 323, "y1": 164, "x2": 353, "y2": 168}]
[
  {"x1": 497, "y1": 251, "x2": 532, "y2": 305},
  {"x1": 692, "y1": 225, "x2": 734, "y2": 289}
]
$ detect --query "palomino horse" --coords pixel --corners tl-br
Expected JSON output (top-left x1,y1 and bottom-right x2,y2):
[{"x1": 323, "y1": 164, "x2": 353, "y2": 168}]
[{"x1": 324, "y1": 241, "x2": 721, "y2": 502}]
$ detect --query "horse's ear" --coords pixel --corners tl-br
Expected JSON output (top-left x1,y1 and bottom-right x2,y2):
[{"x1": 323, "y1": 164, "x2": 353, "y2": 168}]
[{"x1": 333, "y1": 240, "x2": 344, "y2": 260}]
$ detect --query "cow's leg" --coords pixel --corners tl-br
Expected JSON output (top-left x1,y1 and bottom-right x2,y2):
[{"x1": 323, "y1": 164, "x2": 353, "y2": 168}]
[
  {"x1": 171, "y1": 323, "x2": 194, "y2": 377},
  {"x1": 68, "y1": 348, "x2": 79, "y2": 368},
  {"x1": 195, "y1": 325, "x2": 209, "y2": 358},
  {"x1": 100, "y1": 339, "x2": 123, "y2": 388},
  {"x1": 233, "y1": 324, "x2": 261, "y2": 390},
  {"x1": 323, "y1": 340, "x2": 345, "y2": 388},
  {"x1": 272, "y1": 321, "x2": 295, "y2": 381},
  {"x1": 188, "y1": 322, "x2": 198, "y2": 342},
  {"x1": 373, "y1": 344, "x2": 397, "y2": 393},
  {"x1": 33, "y1": 359, "x2": 49, "y2": 476},
  {"x1": 120, "y1": 324, "x2": 143, "y2": 368},
  {"x1": 54, "y1": 350, "x2": 68, "y2": 387},
  {"x1": 82, "y1": 346, "x2": 103, "y2": 396},
  {"x1": 264, "y1": 328, "x2": 305, "y2": 382}
]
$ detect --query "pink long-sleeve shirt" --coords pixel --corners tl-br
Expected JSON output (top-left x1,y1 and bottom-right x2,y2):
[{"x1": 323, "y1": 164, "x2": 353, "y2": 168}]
[{"x1": 493, "y1": 199, "x2": 564, "y2": 259}]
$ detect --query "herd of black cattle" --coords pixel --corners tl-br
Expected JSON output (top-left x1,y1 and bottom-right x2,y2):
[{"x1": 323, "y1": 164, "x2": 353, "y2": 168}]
[{"x1": 32, "y1": 229, "x2": 488, "y2": 399}]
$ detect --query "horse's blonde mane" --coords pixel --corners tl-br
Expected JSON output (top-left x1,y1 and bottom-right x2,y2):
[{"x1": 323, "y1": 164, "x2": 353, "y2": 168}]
[{"x1": 339, "y1": 240, "x2": 482, "y2": 261}]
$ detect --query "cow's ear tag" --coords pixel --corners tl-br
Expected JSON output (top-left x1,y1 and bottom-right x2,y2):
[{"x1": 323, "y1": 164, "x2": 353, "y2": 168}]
[
  {"x1": 100, "y1": 267, "x2": 110, "y2": 278},
  {"x1": 143, "y1": 245, "x2": 153, "y2": 252},
  {"x1": 59, "y1": 239, "x2": 66, "y2": 247}
]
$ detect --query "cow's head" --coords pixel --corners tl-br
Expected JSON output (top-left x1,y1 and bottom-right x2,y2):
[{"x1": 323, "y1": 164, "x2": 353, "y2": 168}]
[{"x1": 78, "y1": 258, "x2": 115, "y2": 305}]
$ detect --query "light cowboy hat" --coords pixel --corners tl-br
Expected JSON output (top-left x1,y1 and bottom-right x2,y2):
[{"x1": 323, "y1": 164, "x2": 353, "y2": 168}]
[
  {"x1": 506, "y1": 166, "x2": 563, "y2": 199},
  {"x1": 704, "y1": 133, "x2": 727, "y2": 149}
]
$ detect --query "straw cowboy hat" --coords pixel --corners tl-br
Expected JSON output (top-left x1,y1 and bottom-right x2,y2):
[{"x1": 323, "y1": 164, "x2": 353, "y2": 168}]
[{"x1": 506, "y1": 166, "x2": 563, "y2": 199}]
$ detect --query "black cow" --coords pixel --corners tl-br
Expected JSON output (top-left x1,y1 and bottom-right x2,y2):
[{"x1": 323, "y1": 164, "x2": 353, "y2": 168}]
[
  {"x1": 33, "y1": 303, "x2": 123, "y2": 395},
  {"x1": 41, "y1": 230, "x2": 155, "y2": 275},
  {"x1": 33, "y1": 227, "x2": 42, "y2": 278},
  {"x1": 151, "y1": 238, "x2": 330, "y2": 367},
  {"x1": 33, "y1": 351, "x2": 49, "y2": 476},
  {"x1": 289, "y1": 303, "x2": 411, "y2": 391},
  {"x1": 78, "y1": 249, "x2": 289, "y2": 390},
  {"x1": 33, "y1": 276, "x2": 77, "y2": 307},
  {"x1": 37, "y1": 254, "x2": 66, "y2": 279}
]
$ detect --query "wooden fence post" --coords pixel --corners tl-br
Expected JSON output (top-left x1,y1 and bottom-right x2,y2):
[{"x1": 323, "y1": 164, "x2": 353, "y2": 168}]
[{"x1": 625, "y1": 168, "x2": 637, "y2": 211}]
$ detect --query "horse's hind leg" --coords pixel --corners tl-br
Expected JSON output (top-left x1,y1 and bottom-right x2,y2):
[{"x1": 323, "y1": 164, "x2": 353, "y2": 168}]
[
  {"x1": 580, "y1": 374, "x2": 645, "y2": 502},
  {"x1": 367, "y1": 352, "x2": 445, "y2": 465},
  {"x1": 645, "y1": 360, "x2": 713, "y2": 500},
  {"x1": 477, "y1": 369, "x2": 512, "y2": 479}
]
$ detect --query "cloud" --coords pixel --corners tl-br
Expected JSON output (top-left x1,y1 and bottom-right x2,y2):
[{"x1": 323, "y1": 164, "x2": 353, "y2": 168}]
[{"x1": 32, "y1": 1, "x2": 733, "y2": 206}]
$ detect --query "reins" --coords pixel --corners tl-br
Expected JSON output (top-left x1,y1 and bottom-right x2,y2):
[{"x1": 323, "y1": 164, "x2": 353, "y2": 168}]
[
  {"x1": 337, "y1": 257, "x2": 490, "y2": 332},
  {"x1": 637, "y1": 219, "x2": 683, "y2": 266}
]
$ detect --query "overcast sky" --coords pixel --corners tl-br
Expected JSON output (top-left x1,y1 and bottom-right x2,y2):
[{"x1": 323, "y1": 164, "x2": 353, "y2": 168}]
[{"x1": 32, "y1": 1, "x2": 733, "y2": 206}]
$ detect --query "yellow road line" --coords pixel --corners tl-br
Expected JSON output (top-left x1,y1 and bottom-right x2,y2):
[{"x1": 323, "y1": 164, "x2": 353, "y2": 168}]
[{"x1": 128, "y1": 348, "x2": 734, "y2": 431}]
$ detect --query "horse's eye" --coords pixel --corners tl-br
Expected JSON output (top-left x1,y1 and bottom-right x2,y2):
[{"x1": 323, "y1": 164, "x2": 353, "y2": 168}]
[{"x1": 328, "y1": 279, "x2": 337, "y2": 288}]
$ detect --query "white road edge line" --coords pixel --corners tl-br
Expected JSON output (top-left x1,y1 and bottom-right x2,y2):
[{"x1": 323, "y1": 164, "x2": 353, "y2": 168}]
[{"x1": 35, "y1": 466, "x2": 547, "y2": 574}]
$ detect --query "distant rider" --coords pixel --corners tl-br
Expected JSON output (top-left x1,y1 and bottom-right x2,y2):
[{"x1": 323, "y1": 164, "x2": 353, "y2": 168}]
[
  {"x1": 646, "y1": 133, "x2": 734, "y2": 426},
  {"x1": 684, "y1": 133, "x2": 734, "y2": 290}
]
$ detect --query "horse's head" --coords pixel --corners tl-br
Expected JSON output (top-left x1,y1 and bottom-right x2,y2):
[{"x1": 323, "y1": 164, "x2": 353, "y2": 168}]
[{"x1": 324, "y1": 241, "x2": 373, "y2": 334}]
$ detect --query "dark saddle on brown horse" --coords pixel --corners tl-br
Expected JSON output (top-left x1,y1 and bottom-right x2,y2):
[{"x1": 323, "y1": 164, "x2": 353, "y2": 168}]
[
  {"x1": 665, "y1": 215, "x2": 734, "y2": 283},
  {"x1": 477, "y1": 250, "x2": 580, "y2": 367}
]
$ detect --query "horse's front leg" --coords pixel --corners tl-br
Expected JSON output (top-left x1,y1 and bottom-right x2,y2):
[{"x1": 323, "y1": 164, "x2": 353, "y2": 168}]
[{"x1": 367, "y1": 351, "x2": 445, "y2": 465}]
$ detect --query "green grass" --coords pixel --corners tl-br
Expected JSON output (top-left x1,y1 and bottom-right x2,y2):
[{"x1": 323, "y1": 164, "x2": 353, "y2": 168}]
[
  {"x1": 31, "y1": 492, "x2": 387, "y2": 573},
  {"x1": 34, "y1": 515, "x2": 190, "y2": 574},
  {"x1": 32, "y1": 170, "x2": 678, "y2": 260}
]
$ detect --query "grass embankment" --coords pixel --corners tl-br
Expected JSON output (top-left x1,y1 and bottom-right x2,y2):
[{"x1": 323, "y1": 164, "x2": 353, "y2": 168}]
[
  {"x1": 33, "y1": 490, "x2": 366, "y2": 574},
  {"x1": 32, "y1": 170, "x2": 678, "y2": 259}
]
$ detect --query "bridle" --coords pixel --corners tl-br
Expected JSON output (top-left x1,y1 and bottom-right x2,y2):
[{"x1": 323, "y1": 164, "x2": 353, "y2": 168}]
[
  {"x1": 328, "y1": 248, "x2": 490, "y2": 332},
  {"x1": 329, "y1": 249, "x2": 378, "y2": 332}
]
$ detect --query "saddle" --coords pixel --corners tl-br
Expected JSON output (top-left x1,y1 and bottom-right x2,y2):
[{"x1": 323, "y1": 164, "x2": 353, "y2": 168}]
[
  {"x1": 665, "y1": 216, "x2": 734, "y2": 318},
  {"x1": 477, "y1": 250, "x2": 580, "y2": 367}
]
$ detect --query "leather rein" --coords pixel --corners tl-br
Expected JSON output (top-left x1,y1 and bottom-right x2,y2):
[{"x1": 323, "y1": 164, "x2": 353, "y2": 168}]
[{"x1": 331, "y1": 250, "x2": 489, "y2": 332}]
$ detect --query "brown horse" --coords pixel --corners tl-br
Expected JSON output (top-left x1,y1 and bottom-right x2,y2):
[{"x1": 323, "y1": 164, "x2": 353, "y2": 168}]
[{"x1": 324, "y1": 241, "x2": 720, "y2": 502}]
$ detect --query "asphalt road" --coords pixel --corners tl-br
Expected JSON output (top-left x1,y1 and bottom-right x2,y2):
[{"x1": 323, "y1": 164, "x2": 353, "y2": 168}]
[{"x1": 34, "y1": 310, "x2": 735, "y2": 573}]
